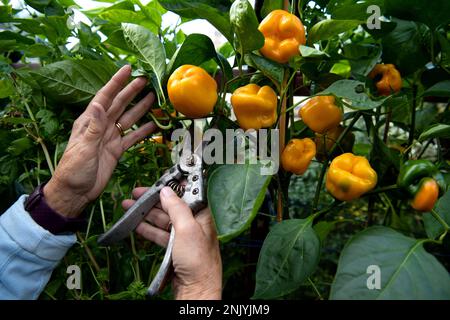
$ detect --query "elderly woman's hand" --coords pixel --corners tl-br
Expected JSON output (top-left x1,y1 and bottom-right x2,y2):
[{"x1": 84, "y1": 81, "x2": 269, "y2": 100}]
[
  {"x1": 44, "y1": 65, "x2": 156, "y2": 218},
  {"x1": 122, "y1": 187, "x2": 223, "y2": 300}
]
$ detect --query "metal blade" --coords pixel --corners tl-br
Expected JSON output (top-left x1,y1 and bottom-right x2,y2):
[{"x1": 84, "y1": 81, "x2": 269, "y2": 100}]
[{"x1": 97, "y1": 165, "x2": 183, "y2": 246}]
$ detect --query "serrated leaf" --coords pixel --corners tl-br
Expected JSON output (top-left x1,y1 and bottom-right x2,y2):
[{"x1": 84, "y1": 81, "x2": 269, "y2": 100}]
[
  {"x1": 330, "y1": 226, "x2": 450, "y2": 299},
  {"x1": 207, "y1": 163, "x2": 271, "y2": 243},
  {"x1": 253, "y1": 218, "x2": 320, "y2": 299}
]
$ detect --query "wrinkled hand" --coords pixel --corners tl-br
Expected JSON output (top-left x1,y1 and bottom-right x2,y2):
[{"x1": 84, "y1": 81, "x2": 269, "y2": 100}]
[
  {"x1": 44, "y1": 65, "x2": 156, "y2": 218},
  {"x1": 122, "y1": 187, "x2": 222, "y2": 300}
]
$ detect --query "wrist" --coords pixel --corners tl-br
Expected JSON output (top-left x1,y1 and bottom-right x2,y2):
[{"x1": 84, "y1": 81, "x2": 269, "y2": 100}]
[
  {"x1": 175, "y1": 272, "x2": 222, "y2": 300},
  {"x1": 44, "y1": 178, "x2": 89, "y2": 218},
  {"x1": 175, "y1": 284, "x2": 222, "y2": 300}
]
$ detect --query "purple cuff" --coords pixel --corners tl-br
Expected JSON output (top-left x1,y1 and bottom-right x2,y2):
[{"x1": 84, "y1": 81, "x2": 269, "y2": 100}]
[{"x1": 25, "y1": 183, "x2": 87, "y2": 235}]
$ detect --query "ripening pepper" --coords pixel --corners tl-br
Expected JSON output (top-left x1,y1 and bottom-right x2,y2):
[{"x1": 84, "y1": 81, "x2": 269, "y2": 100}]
[
  {"x1": 281, "y1": 138, "x2": 316, "y2": 175},
  {"x1": 314, "y1": 126, "x2": 355, "y2": 162},
  {"x1": 258, "y1": 10, "x2": 306, "y2": 63},
  {"x1": 397, "y1": 160, "x2": 446, "y2": 212},
  {"x1": 231, "y1": 84, "x2": 278, "y2": 130},
  {"x1": 326, "y1": 153, "x2": 378, "y2": 202},
  {"x1": 167, "y1": 65, "x2": 218, "y2": 118},
  {"x1": 300, "y1": 96, "x2": 343, "y2": 134},
  {"x1": 368, "y1": 64, "x2": 402, "y2": 96}
]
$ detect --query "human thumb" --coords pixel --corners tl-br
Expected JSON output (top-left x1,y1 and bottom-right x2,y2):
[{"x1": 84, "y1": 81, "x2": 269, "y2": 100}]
[
  {"x1": 160, "y1": 187, "x2": 196, "y2": 232},
  {"x1": 85, "y1": 102, "x2": 106, "y2": 143}
]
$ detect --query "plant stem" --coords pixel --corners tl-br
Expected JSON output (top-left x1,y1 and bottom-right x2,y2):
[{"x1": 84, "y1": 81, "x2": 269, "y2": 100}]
[
  {"x1": 77, "y1": 232, "x2": 101, "y2": 273},
  {"x1": 308, "y1": 278, "x2": 324, "y2": 300},
  {"x1": 365, "y1": 185, "x2": 398, "y2": 196},
  {"x1": 431, "y1": 209, "x2": 450, "y2": 231},
  {"x1": 418, "y1": 139, "x2": 433, "y2": 159},
  {"x1": 99, "y1": 198, "x2": 107, "y2": 233},
  {"x1": 383, "y1": 105, "x2": 392, "y2": 143},
  {"x1": 23, "y1": 100, "x2": 55, "y2": 174},
  {"x1": 277, "y1": 72, "x2": 289, "y2": 222},
  {"x1": 407, "y1": 84, "x2": 418, "y2": 153},
  {"x1": 130, "y1": 233, "x2": 141, "y2": 282}
]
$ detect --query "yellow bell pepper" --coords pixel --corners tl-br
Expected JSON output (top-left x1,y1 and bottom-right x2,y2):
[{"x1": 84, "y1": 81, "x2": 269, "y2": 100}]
[
  {"x1": 326, "y1": 153, "x2": 378, "y2": 201},
  {"x1": 281, "y1": 138, "x2": 316, "y2": 175},
  {"x1": 231, "y1": 84, "x2": 278, "y2": 130},
  {"x1": 368, "y1": 64, "x2": 402, "y2": 96},
  {"x1": 300, "y1": 96, "x2": 343, "y2": 134},
  {"x1": 167, "y1": 65, "x2": 218, "y2": 118},
  {"x1": 258, "y1": 10, "x2": 306, "y2": 63}
]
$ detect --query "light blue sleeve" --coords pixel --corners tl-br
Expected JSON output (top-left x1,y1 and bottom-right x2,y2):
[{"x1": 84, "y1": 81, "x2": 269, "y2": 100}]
[{"x1": 0, "y1": 195, "x2": 77, "y2": 300}]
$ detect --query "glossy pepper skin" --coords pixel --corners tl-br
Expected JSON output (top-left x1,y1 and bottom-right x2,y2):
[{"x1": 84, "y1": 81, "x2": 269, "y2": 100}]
[
  {"x1": 326, "y1": 153, "x2": 378, "y2": 202},
  {"x1": 167, "y1": 65, "x2": 218, "y2": 118},
  {"x1": 231, "y1": 84, "x2": 278, "y2": 130},
  {"x1": 314, "y1": 126, "x2": 355, "y2": 162},
  {"x1": 300, "y1": 96, "x2": 343, "y2": 134},
  {"x1": 369, "y1": 64, "x2": 402, "y2": 96},
  {"x1": 258, "y1": 10, "x2": 306, "y2": 63},
  {"x1": 281, "y1": 138, "x2": 316, "y2": 175},
  {"x1": 397, "y1": 160, "x2": 446, "y2": 212}
]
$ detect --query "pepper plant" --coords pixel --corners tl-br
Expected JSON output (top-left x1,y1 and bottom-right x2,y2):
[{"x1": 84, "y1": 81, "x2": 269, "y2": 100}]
[{"x1": 1, "y1": 0, "x2": 450, "y2": 300}]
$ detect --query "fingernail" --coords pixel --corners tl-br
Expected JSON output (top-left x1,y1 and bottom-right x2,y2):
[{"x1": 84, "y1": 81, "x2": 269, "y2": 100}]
[
  {"x1": 121, "y1": 64, "x2": 131, "y2": 72},
  {"x1": 160, "y1": 186, "x2": 176, "y2": 198}
]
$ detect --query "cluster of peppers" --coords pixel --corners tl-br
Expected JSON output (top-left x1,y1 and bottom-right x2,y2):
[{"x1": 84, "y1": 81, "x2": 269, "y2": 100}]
[{"x1": 161, "y1": 9, "x2": 445, "y2": 212}]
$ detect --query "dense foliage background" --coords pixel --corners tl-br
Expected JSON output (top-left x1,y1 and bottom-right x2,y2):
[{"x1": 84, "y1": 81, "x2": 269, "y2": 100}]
[{"x1": 0, "y1": 0, "x2": 450, "y2": 299}]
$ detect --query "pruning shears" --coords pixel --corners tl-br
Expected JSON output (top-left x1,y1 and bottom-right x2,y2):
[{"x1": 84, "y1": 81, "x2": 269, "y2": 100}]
[{"x1": 98, "y1": 130, "x2": 207, "y2": 296}]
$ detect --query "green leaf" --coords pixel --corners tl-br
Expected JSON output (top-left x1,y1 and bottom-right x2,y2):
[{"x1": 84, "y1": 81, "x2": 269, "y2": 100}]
[
  {"x1": 0, "y1": 5, "x2": 12, "y2": 22},
  {"x1": 342, "y1": 43, "x2": 382, "y2": 77},
  {"x1": 167, "y1": 33, "x2": 217, "y2": 76},
  {"x1": 0, "y1": 77, "x2": 14, "y2": 99},
  {"x1": 330, "y1": 60, "x2": 351, "y2": 78},
  {"x1": 422, "y1": 80, "x2": 450, "y2": 98},
  {"x1": 207, "y1": 163, "x2": 271, "y2": 243},
  {"x1": 423, "y1": 190, "x2": 450, "y2": 240},
  {"x1": 385, "y1": 0, "x2": 450, "y2": 30},
  {"x1": 370, "y1": 130, "x2": 400, "y2": 180},
  {"x1": 158, "y1": 0, "x2": 233, "y2": 43},
  {"x1": 25, "y1": 43, "x2": 52, "y2": 57},
  {"x1": 24, "y1": 0, "x2": 64, "y2": 16},
  {"x1": 8, "y1": 137, "x2": 33, "y2": 156},
  {"x1": 418, "y1": 124, "x2": 450, "y2": 142},
  {"x1": 308, "y1": 19, "x2": 362, "y2": 44},
  {"x1": 328, "y1": 0, "x2": 384, "y2": 20},
  {"x1": 230, "y1": 0, "x2": 264, "y2": 55},
  {"x1": 300, "y1": 45, "x2": 330, "y2": 58},
  {"x1": 99, "y1": 10, "x2": 159, "y2": 34},
  {"x1": 253, "y1": 218, "x2": 321, "y2": 299},
  {"x1": 314, "y1": 220, "x2": 338, "y2": 244},
  {"x1": 330, "y1": 226, "x2": 450, "y2": 299},
  {"x1": 32, "y1": 60, "x2": 117, "y2": 107},
  {"x1": 261, "y1": 0, "x2": 283, "y2": 18},
  {"x1": 122, "y1": 23, "x2": 166, "y2": 102},
  {"x1": 245, "y1": 53, "x2": 284, "y2": 85},
  {"x1": 319, "y1": 80, "x2": 388, "y2": 110},
  {"x1": 381, "y1": 18, "x2": 430, "y2": 76}
]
